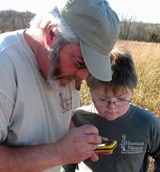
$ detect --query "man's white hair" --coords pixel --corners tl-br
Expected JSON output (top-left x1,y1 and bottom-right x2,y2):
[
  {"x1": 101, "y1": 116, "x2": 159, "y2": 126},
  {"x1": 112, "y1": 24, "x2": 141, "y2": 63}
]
[{"x1": 30, "y1": 7, "x2": 79, "y2": 43}]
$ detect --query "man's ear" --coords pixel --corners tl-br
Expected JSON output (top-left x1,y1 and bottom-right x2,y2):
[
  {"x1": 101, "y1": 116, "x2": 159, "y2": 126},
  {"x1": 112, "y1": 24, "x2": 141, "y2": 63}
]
[{"x1": 45, "y1": 24, "x2": 57, "y2": 46}]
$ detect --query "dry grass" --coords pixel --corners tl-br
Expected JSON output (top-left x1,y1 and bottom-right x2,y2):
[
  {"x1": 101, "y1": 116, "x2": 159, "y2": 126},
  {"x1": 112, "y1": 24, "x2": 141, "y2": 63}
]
[{"x1": 80, "y1": 40, "x2": 160, "y2": 171}]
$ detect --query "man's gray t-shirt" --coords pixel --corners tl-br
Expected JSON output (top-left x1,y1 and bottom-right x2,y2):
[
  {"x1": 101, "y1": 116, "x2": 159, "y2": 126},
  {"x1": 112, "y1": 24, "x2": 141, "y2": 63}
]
[{"x1": 0, "y1": 30, "x2": 79, "y2": 172}]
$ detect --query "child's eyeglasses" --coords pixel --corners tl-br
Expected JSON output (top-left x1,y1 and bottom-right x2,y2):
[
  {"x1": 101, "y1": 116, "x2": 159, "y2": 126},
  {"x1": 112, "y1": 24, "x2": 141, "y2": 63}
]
[{"x1": 93, "y1": 99, "x2": 131, "y2": 107}]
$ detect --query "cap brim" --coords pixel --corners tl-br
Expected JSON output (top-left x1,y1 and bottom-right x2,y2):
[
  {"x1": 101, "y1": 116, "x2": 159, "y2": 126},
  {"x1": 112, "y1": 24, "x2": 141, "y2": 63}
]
[{"x1": 80, "y1": 41, "x2": 112, "y2": 81}]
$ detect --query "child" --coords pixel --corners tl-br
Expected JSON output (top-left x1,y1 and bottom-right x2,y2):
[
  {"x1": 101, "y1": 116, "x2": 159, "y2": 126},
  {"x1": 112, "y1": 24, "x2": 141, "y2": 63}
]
[{"x1": 61, "y1": 47, "x2": 160, "y2": 172}]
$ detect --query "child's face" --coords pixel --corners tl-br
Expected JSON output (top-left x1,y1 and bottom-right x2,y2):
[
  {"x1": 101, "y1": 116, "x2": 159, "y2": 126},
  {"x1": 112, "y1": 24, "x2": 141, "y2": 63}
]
[{"x1": 91, "y1": 87, "x2": 132, "y2": 121}]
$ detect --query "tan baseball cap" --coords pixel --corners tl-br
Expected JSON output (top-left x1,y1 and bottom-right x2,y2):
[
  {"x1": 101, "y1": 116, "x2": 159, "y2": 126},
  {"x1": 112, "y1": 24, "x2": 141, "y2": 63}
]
[{"x1": 57, "y1": 0, "x2": 120, "y2": 81}]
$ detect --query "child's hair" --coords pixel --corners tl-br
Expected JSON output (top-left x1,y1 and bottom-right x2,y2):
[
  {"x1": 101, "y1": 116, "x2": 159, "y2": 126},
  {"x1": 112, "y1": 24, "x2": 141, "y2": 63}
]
[{"x1": 87, "y1": 47, "x2": 138, "y2": 95}]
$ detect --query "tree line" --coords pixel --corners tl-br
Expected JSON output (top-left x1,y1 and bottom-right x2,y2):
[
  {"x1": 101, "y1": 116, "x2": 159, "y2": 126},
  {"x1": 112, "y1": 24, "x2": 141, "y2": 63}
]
[
  {"x1": 0, "y1": 10, "x2": 160, "y2": 43},
  {"x1": 119, "y1": 15, "x2": 160, "y2": 42},
  {"x1": 0, "y1": 10, "x2": 34, "y2": 33}
]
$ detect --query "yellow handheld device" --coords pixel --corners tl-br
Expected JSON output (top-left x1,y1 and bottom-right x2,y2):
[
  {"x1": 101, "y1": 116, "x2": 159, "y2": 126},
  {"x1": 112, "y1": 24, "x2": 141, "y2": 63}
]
[{"x1": 95, "y1": 140, "x2": 117, "y2": 154}]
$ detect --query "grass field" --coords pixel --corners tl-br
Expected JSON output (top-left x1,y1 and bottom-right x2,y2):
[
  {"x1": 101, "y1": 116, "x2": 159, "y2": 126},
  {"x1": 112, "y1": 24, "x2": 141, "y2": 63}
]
[{"x1": 79, "y1": 40, "x2": 160, "y2": 172}]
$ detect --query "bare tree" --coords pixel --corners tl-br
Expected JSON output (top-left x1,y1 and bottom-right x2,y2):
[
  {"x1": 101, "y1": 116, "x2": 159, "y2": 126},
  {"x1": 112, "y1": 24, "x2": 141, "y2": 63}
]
[{"x1": 119, "y1": 14, "x2": 134, "y2": 40}]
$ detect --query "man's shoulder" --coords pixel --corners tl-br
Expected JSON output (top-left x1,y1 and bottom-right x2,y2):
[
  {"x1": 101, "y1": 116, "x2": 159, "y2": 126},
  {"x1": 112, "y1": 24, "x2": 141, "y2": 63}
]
[{"x1": 0, "y1": 30, "x2": 24, "y2": 53}]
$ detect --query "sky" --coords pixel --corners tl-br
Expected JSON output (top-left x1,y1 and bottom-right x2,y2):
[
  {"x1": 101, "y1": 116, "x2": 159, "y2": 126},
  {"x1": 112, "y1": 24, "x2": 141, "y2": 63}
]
[{"x1": 0, "y1": 0, "x2": 160, "y2": 24}]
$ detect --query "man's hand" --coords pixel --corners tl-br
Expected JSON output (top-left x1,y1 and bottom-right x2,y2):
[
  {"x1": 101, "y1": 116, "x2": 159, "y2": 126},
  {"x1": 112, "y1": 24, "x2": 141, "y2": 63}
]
[{"x1": 55, "y1": 124, "x2": 102, "y2": 164}]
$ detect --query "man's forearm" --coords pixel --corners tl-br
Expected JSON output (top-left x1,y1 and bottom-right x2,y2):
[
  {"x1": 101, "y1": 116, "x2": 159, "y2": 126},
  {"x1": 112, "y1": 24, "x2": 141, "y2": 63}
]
[
  {"x1": 0, "y1": 125, "x2": 103, "y2": 171},
  {"x1": 0, "y1": 144, "x2": 62, "y2": 172}
]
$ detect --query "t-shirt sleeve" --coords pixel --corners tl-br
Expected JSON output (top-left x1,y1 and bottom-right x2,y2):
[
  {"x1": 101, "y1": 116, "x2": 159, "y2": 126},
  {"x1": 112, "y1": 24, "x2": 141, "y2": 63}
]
[
  {"x1": 148, "y1": 117, "x2": 160, "y2": 170},
  {"x1": 0, "y1": 92, "x2": 13, "y2": 143},
  {"x1": 0, "y1": 56, "x2": 16, "y2": 143}
]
